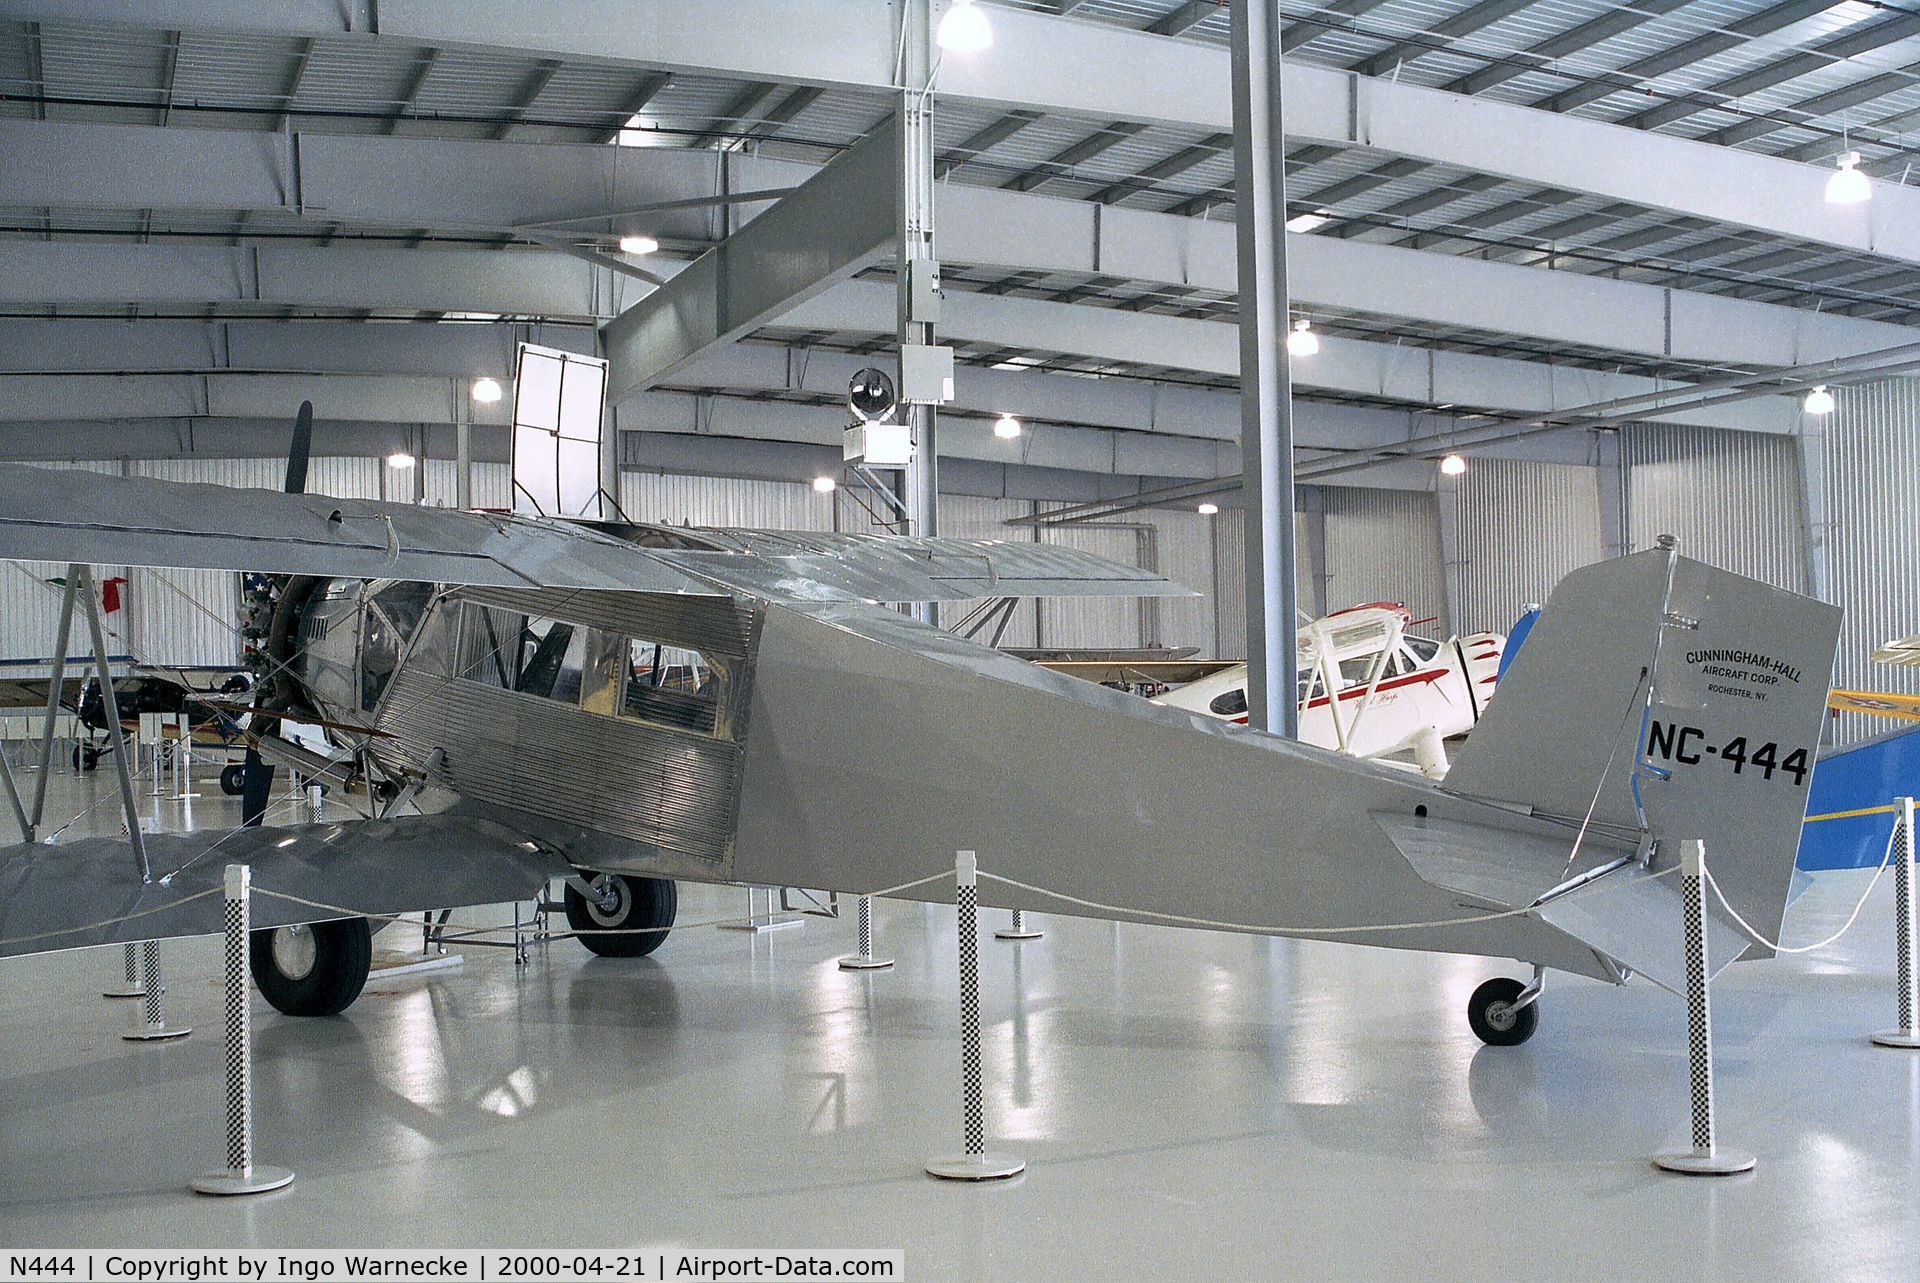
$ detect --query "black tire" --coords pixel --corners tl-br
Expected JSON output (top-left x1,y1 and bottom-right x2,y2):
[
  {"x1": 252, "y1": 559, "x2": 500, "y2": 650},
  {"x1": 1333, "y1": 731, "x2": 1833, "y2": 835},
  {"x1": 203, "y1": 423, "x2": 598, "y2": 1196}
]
[
  {"x1": 565, "y1": 873, "x2": 677, "y2": 958},
  {"x1": 219, "y1": 763, "x2": 246, "y2": 796},
  {"x1": 1468, "y1": 976, "x2": 1539, "y2": 1047},
  {"x1": 250, "y1": 917, "x2": 373, "y2": 1017},
  {"x1": 71, "y1": 744, "x2": 81, "y2": 772}
]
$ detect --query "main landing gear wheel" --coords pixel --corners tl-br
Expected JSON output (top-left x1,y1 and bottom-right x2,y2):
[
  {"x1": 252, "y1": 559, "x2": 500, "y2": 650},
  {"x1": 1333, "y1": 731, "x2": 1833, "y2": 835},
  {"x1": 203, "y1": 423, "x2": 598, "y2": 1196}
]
[
  {"x1": 565, "y1": 873, "x2": 677, "y2": 958},
  {"x1": 1468, "y1": 976, "x2": 1539, "y2": 1046},
  {"x1": 250, "y1": 917, "x2": 373, "y2": 1017},
  {"x1": 72, "y1": 744, "x2": 101, "y2": 772},
  {"x1": 219, "y1": 763, "x2": 246, "y2": 796}
]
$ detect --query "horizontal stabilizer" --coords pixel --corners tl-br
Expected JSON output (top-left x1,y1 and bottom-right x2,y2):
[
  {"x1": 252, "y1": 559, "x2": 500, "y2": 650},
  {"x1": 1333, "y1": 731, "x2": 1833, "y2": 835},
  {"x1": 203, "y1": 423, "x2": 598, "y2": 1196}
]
[
  {"x1": 0, "y1": 811, "x2": 567, "y2": 958},
  {"x1": 1379, "y1": 811, "x2": 1747, "y2": 992}
]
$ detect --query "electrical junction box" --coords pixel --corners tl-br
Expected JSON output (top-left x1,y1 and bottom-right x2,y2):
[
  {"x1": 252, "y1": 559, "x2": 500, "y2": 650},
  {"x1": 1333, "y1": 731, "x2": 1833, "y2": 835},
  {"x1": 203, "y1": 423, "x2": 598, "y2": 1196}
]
[
  {"x1": 900, "y1": 343, "x2": 955, "y2": 404},
  {"x1": 843, "y1": 421, "x2": 915, "y2": 467}
]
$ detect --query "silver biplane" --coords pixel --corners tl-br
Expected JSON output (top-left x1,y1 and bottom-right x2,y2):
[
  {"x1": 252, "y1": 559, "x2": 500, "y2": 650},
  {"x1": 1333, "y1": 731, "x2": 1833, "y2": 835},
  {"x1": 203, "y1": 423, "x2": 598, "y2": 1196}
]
[{"x1": 0, "y1": 461, "x2": 1839, "y2": 1044}]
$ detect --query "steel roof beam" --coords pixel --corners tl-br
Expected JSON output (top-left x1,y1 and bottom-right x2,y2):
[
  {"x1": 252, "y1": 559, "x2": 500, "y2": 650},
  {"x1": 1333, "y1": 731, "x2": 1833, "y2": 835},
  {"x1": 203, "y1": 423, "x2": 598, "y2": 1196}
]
[{"x1": 17, "y1": 0, "x2": 1920, "y2": 267}]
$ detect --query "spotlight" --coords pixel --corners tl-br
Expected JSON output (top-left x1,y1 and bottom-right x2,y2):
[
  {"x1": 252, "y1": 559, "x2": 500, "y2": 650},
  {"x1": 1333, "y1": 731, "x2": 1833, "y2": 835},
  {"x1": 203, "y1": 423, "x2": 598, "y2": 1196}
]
[
  {"x1": 1804, "y1": 385, "x2": 1836, "y2": 415},
  {"x1": 993, "y1": 413, "x2": 1023, "y2": 440},
  {"x1": 1286, "y1": 318, "x2": 1319, "y2": 357},
  {"x1": 618, "y1": 234, "x2": 660, "y2": 255},
  {"x1": 1439, "y1": 454, "x2": 1467, "y2": 477},
  {"x1": 1197, "y1": 502, "x2": 1220, "y2": 516},
  {"x1": 1826, "y1": 151, "x2": 1871, "y2": 205},
  {"x1": 385, "y1": 451, "x2": 416, "y2": 470},
  {"x1": 812, "y1": 475, "x2": 838, "y2": 494},
  {"x1": 937, "y1": 0, "x2": 992, "y2": 53},
  {"x1": 471, "y1": 377, "x2": 504, "y2": 404}
]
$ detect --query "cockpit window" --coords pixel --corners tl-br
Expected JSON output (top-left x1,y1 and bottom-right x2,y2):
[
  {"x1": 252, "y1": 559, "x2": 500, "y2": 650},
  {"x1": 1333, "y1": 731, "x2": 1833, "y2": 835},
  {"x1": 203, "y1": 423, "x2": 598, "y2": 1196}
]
[
  {"x1": 360, "y1": 581, "x2": 433, "y2": 712},
  {"x1": 1406, "y1": 635, "x2": 1441, "y2": 662},
  {"x1": 1209, "y1": 688, "x2": 1247, "y2": 717}
]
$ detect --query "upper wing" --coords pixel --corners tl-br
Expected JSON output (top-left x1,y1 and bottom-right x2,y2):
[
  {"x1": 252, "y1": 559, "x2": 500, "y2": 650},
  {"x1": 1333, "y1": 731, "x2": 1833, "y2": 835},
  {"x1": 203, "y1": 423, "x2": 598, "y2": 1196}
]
[
  {"x1": 1828, "y1": 688, "x2": 1920, "y2": 722},
  {"x1": 0, "y1": 810, "x2": 568, "y2": 958},
  {"x1": 0, "y1": 464, "x2": 1190, "y2": 602}
]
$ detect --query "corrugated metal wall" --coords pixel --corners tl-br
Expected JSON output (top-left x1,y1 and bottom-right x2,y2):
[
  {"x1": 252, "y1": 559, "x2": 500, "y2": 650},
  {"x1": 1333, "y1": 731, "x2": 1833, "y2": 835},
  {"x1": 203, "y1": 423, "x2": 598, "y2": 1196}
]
[
  {"x1": 622, "y1": 471, "x2": 835, "y2": 531},
  {"x1": 0, "y1": 461, "x2": 121, "y2": 670},
  {"x1": 1825, "y1": 379, "x2": 1920, "y2": 743},
  {"x1": 1623, "y1": 423, "x2": 1806, "y2": 591},
  {"x1": 1323, "y1": 487, "x2": 1447, "y2": 627},
  {"x1": 1449, "y1": 458, "x2": 1605, "y2": 635},
  {"x1": 1210, "y1": 509, "x2": 1317, "y2": 660}
]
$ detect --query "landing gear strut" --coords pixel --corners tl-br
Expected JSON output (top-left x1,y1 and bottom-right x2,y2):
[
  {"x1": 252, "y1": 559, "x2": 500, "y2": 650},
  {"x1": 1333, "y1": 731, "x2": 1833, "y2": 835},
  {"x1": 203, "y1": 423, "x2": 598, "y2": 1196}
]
[{"x1": 1468, "y1": 966, "x2": 1544, "y2": 1046}]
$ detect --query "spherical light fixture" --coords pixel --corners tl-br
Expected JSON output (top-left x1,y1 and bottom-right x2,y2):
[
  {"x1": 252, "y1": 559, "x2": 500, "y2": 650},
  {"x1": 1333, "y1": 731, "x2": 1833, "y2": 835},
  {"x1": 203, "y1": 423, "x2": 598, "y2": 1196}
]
[
  {"x1": 471, "y1": 376, "x2": 504, "y2": 404},
  {"x1": 1197, "y1": 502, "x2": 1221, "y2": 516},
  {"x1": 618, "y1": 234, "x2": 660, "y2": 255},
  {"x1": 1804, "y1": 385, "x2": 1836, "y2": 415},
  {"x1": 1285, "y1": 318, "x2": 1320, "y2": 357},
  {"x1": 1826, "y1": 151, "x2": 1871, "y2": 206},
  {"x1": 812, "y1": 475, "x2": 838, "y2": 494},
  {"x1": 1439, "y1": 454, "x2": 1467, "y2": 477},
  {"x1": 385, "y1": 451, "x2": 416, "y2": 470},
  {"x1": 993, "y1": 413, "x2": 1023, "y2": 440},
  {"x1": 936, "y1": 0, "x2": 993, "y2": 53}
]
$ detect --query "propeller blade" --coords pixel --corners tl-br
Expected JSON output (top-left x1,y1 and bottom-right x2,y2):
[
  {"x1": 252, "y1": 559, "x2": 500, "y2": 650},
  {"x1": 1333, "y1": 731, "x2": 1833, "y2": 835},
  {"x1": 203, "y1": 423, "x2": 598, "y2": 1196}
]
[{"x1": 285, "y1": 400, "x2": 314, "y2": 495}]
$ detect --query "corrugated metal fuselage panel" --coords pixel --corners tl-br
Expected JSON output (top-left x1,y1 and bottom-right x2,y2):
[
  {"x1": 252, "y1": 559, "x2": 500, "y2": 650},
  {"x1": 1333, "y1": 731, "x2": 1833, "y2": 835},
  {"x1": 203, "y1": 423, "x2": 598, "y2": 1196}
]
[{"x1": 369, "y1": 591, "x2": 760, "y2": 879}]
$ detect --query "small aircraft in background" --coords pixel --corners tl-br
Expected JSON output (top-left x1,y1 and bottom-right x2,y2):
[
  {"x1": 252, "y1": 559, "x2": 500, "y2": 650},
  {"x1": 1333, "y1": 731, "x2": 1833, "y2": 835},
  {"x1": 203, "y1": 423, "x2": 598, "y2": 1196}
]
[
  {"x1": 0, "y1": 665, "x2": 254, "y2": 777},
  {"x1": 1146, "y1": 604, "x2": 1505, "y2": 777}
]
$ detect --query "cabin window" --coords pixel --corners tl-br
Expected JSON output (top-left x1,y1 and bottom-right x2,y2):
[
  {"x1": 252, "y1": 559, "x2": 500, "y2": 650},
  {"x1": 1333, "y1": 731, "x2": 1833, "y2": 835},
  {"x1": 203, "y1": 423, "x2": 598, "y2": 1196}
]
[
  {"x1": 1337, "y1": 655, "x2": 1378, "y2": 689},
  {"x1": 1209, "y1": 688, "x2": 1247, "y2": 717},
  {"x1": 624, "y1": 638, "x2": 721, "y2": 734},
  {"x1": 1406, "y1": 635, "x2": 1441, "y2": 663}
]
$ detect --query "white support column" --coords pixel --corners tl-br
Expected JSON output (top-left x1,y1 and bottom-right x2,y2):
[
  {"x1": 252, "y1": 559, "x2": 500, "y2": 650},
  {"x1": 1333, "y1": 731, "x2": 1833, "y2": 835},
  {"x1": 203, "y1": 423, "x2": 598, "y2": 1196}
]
[
  {"x1": 1873, "y1": 797, "x2": 1920, "y2": 1049},
  {"x1": 1654, "y1": 839, "x2": 1754, "y2": 1175}
]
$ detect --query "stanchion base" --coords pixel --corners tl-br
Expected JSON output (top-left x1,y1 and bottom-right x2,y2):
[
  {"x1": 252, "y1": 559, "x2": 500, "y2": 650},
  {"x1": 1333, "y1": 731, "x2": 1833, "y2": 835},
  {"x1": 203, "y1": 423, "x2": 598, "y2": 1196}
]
[
  {"x1": 191, "y1": 1165, "x2": 294, "y2": 1196},
  {"x1": 925, "y1": 1152, "x2": 1025, "y2": 1182},
  {"x1": 719, "y1": 917, "x2": 804, "y2": 933},
  {"x1": 102, "y1": 986, "x2": 147, "y2": 999},
  {"x1": 838, "y1": 956, "x2": 895, "y2": 970},
  {"x1": 1872, "y1": 1029, "x2": 1920, "y2": 1048},
  {"x1": 1653, "y1": 1147, "x2": 1754, "y2": 1176},
  {"x1": 993, "y1": 929, "x2": 1043, "y2": 941},
  {"x1": 123, "y1": 1024, "x2": 191, "y2": 1042}
]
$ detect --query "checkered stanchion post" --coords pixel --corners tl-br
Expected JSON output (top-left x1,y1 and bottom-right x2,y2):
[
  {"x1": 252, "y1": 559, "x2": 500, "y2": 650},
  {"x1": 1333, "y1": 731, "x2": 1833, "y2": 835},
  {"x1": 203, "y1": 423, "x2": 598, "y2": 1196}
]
[
  {"x1": 1655, "y1": 840, "x2": 1754, "y2": 1175},
  {"x1": 190, "y1": 865, "x2": 292, "y2": 1195},
  {"x1": 104, "y1": 941, "x2": 145, "y2": 999},
  {"x1": 925, "y1": 851, "x2": 1024, "y2": 1182},
  {"x1": 994, "y1": 907, "x2": 1042, "y2": 941},
  {"x1": 838, "y1": 894, "x2": 893, "y2": 971},
  {"x1": 123, "y1": 939, "x2": 190, "y2": 1042},
  {"x1": 1874, "y1": 798, "x2": 1920, "y2": 1049}
]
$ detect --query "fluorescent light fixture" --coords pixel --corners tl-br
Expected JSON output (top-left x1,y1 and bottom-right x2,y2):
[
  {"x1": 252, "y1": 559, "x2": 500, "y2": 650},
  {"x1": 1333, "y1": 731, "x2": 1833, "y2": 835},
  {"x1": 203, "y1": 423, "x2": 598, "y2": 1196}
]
[
  {"x1": 618, "y1": 234, "x2": 659, "y2": 255},
  {"x1": 936, "y1": 0, "x2": 992, "y2": 53},
  {"x1": 1439, "y1": 454, "x2": 1467, "y2": 477},
  {"x1": 1286, "y1": 318, "x2": 1320, "y2": 357},
  {"x1": 1826, "y1": 151, "x2": 1871, "y2": 205},
  {"x1": 385, "y1": 451, "x2": 416, "y2": 470},
  {"x1": 1197, "y1": 502, "x2": 1220, "y2": 516},
  {"x1": 1804, "y1": 385, "x2": 1836, "y2": 415},
  {"x1": 812, "y1": 475, "x2": 838, "y2": 494},
  {"x1": 471, "y1": 376, "x2": 504, "y2": 403},
  {"x1": 993, "y1": 413, "x2": 1023, "y2": 440},
  {"x1": 1285, "y1": 210, "x2": 1332, "y2": 233}
]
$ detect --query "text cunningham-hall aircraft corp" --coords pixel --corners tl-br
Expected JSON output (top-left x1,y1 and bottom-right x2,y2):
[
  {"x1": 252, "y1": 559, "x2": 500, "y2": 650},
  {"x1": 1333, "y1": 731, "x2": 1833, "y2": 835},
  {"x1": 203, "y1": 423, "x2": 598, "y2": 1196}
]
[{"x1": 0, "y1": 460, "x2": 1839, "y2": 1045}]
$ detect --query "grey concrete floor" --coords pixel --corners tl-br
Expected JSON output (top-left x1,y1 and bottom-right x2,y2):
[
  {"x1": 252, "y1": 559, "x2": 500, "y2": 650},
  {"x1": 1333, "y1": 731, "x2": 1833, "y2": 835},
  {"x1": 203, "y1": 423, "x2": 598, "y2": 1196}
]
[{"x1": 2, "y1": 769, "x2": 1919, "y2": 1279}]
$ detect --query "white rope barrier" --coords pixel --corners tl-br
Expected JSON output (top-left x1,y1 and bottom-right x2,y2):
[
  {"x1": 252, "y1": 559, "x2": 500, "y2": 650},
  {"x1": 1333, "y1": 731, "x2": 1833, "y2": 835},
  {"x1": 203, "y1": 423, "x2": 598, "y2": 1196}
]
[
  {"x1": 1703, "y1": 820, "x2": 1897, "y2": 956},
  {"x1": 977, "y1": 863, "x2": 1679, "y2": 937}
]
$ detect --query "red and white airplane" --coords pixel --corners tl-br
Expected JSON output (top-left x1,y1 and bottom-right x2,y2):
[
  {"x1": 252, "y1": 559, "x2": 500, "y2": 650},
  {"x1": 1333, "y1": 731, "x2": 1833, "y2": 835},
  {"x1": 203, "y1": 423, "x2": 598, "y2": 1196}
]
[{"x1": 1152, "y1": 604, "x2": 1505, "y2": 777}]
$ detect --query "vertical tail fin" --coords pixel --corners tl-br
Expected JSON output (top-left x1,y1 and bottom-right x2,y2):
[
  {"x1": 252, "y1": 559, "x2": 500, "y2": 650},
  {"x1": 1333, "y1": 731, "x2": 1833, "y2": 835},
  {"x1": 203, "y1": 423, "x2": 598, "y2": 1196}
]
[{"x1": 1445, "y1": 546, "x2": 1841, "y2": 953}]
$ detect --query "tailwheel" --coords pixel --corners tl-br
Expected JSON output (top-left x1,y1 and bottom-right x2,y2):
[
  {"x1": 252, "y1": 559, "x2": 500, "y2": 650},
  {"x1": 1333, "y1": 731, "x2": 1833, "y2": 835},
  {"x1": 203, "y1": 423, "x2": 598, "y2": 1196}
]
[
  {"x1": 219, "y1": 763, "x2": 246, "y2": 795},
  {"x1": 565, "y1": 873, "x2": 677, "y2": 958},
  {"x1": 250, "y1": 917, "x2": 373, "y2": 1016},
  {"x1": 1468, "y1": 975, "x2": 1540, "y2": 1046}
]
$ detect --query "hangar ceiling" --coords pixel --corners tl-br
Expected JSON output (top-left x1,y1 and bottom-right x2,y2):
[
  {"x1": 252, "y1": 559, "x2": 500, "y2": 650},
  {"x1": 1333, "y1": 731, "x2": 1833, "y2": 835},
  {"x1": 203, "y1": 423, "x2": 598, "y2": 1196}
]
[{"x1": 0, "y1": 0, "x2": 1915, "y2": 496}]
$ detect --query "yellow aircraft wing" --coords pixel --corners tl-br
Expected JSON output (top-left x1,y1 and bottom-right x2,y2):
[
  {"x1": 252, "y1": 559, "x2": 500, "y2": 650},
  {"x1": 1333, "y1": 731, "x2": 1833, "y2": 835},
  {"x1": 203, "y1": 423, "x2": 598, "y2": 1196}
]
[{"x1": 1827, "y1": 689, "x2": 1920, "y2": 722}]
